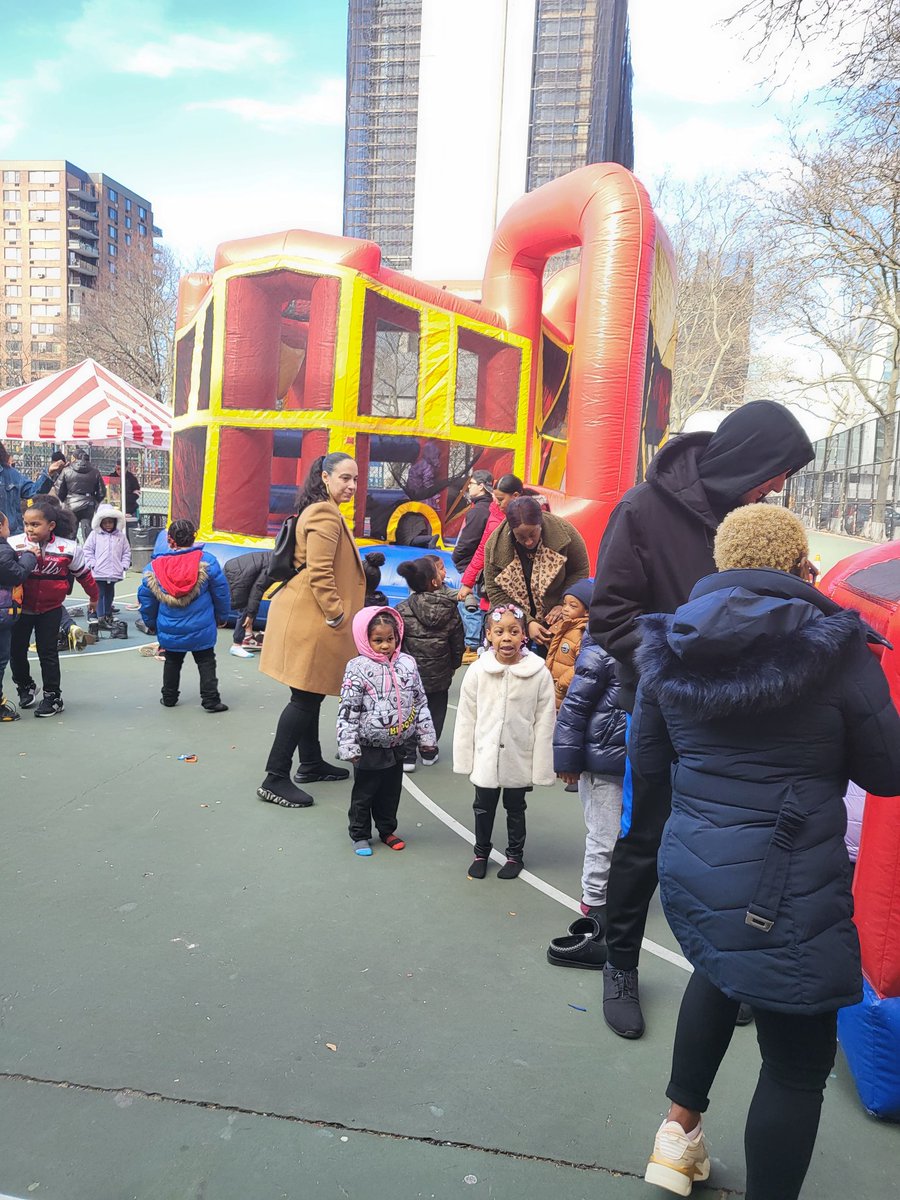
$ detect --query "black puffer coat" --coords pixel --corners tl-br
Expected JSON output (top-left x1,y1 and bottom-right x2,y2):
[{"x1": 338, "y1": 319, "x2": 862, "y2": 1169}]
[
  {"x1": 552, "y1": 633, "x2": 627, "y2": 776},
  {"x1": 396, "y1": 591, "x2": 465, "y2": 693},
  {"x1": 632, "y1": 568, "x2": 900, "y2": 1015},
  {"x1": 223, "y1": 550, "x2": 271, "y2": 617},
  {"x1": 57, "y1": 459, "x2": 106, "y2": 515},
  {"x1": 590, "y1": 402, "x2": 814, "y2": 708}
]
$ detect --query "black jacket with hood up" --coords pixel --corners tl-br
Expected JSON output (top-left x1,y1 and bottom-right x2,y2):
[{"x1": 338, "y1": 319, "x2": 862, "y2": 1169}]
[{"x1": 589, "y1": 401, "x2": 814, "y2": 708}]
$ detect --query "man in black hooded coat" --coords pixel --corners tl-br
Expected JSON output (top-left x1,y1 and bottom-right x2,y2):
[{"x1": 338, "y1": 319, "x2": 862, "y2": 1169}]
[{"x1": 589, "y1": 400, "x2": 814, "y2": 1039}]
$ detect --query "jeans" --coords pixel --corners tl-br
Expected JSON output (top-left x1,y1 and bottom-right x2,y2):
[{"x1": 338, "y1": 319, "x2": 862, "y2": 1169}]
[
  {"x1": 473, "y1": 786, "x2": 527, "y2": 860},
  {"x1": 232, "y1": 610, "x2": 254, "y2": 644},
  {"x1": 265, "y1": 688, "x2": 325, "y2": 777},
  {"x1": 459, "y1": 601, "x2": 484, "y2": 648},
  {"x1": 578, "y1": 772, "x2": 624, "y2": 908},
  {"x1": 667, "y1": 969, "x2": 837, "y2": 1200},
  {"x1": 0, "y1": 624, "x2": 10, "y2": 701},
  {"x1": 605, "y1": 763, "x2": 672, "y2": 970},
  {"x1": 348, "y1": 760, "x2": 403, "y2": 841},
  {"x1": 162, "y1": 647, "x2": 221, "y2": 708},
  {"x1": 96, "y1": 580, "x2": 116, "y2": 617},
  {"x1": 11, "y1": 607, "x2": 62, "y2": 696}
]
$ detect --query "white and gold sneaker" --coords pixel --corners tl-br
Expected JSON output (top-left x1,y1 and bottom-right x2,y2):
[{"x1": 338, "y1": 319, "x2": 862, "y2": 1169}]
[{"x1": 645, "y1": 1120, "x2": 710, "y2": 1195}]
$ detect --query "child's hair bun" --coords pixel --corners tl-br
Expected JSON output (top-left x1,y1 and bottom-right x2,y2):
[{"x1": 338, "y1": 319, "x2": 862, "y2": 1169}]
[{"x1": 365, "y1": 551, "x2": 386, "y2": 567}]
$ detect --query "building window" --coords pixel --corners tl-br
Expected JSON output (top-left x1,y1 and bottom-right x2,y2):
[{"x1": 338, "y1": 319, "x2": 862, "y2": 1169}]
[
  {"x1": 138, "y1": 223, "x2": 147, "y2": 236},
  {"x1": 32, "y1": 341, "x2": 61, "y2": 354},
  {"x1": 109, "y1": 262, "x2": 117, "y2": 274},
  {"x1": 29, "y1": 208, "x2": 59, "y2": 223},
  {"x1": 29, "y1": 228, "x2": 59, "y2": 242},
  {"x1": 36, "y1": 267, "x2": 62, "y2": 279},
  {"x1": 4, "y1": 303, "x2": 21, "y2": 316},
  {"x1": 2, "y1": 209, "x2": 18, "y2": 221},
  {"x1": 4, "y1": 228, "x2": 20, "y2": 242},
  {"x1": 107, "y1": 187, "x2": 118, "y2": 202},
  {"x1": 2, "y1": 190, "x2": 20, "y2": 202},
  {"x1": 4, "y1": 266, "x2": 21, "y2": 278},
  {"x1": 109, "y1": 243, "x2": 117, "y2": 257},
  {"x1": 30, "y1": 248, "x2": 59, "y2": 261},
  {"x1": 31, "y1": 322, "x2": 58, "y2": 334},
  {"x1": 4, "y1": 284, "x2": 22, "y2": 296},
  {"x1": 31, "y1": 304, "x2": 62, "y2": 317},
  {"x1": 125, "y1": 233, "x2": 132, "y2": 246},
  {"x1": 3, "y1": 248, "x2": 22, "y2": 261},
  {"x1": 138, "y1": 206, "x2": 147, "y2": 220},
  {"x1": 124, "y1": 197, "x2": 132, "y2": 212},
  {"x1": 6, "y1": 321, "x2": 21, "y2": 333},
  {"x1": 27, "y1": 170, "x2": 59, "y2": 184},
  {"x1": 5, "y1": 339, "x2": 21, "y2": 351},
  {"x1": 28, "y1": 190, "x2": 58, "y2": 203},
  {"x1": 108, "y1": 205, "x2": 117, "y2": 221},
  {"x1": 30, "y1": 285, "x2": 61, "y2": 298},
  {"x1": 124, "y1": 216, "x2": 132, "y2": 229},
  {"x1": 2, "y1": 171, "x2": 20, "y2": 184},
  {"x1": 108, "y1": 225, "x2": 117, "y2": 239}
]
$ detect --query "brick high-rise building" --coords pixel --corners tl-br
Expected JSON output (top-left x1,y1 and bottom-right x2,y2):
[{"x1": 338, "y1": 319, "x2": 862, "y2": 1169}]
[{"x1": 0, "y1": 159, "x2": 160, "y2": 386}]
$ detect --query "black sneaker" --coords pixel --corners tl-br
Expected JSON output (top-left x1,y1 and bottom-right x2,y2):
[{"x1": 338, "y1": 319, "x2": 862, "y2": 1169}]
[
  {"x1": 18, "y1": 686, "x2": 37, "y2": 709},
  {"x1": 293, "y1": 760, "x2": 349, "y2": 784},
  {"x1": 202, "y1": 701, "x2": 229, "y2": 713},
  {"x1": 467, "y1": 856, "x2": 488, "y2": 879},
  {"x1": 34, "y1": 693, "x2": 65, "y2": 718},
  {"x1": 602, "y1": 963, "x2": 644, "y2": 1039},
  {"x1": 257, "y1": 775, "x2": 314, "y2": 808},
  {"x1": 736, "y1": 1003, "x2": 754, "y2": 1027},
  {"x1": 1, "y1": 698, "x2": 21, "y2": 722},
  {"x1": 160, "y1": 696, "x2": 178, "y2": 707}
]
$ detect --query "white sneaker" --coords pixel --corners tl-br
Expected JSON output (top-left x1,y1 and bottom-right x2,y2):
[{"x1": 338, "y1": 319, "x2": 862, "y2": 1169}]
[
  {"x1": 402, "y1": 761, "x2": 416, "y2": 773},
  {"x1": 645, "y1": 1121, "x2": 710, "y2": 1195},
  {"x1": 229, "y1": 645, "x2": 254, "y2": 659}
]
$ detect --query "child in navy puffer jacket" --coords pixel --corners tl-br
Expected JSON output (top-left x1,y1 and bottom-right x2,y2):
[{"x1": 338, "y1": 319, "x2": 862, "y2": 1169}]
[
  {"x1": 337, "y1": 606, "x2": 437, "y2": 856},
  {"x1": 138, "y1": 519, "x2": 231, "y2": 713},
  {"x1": 553, "y1": 632, "x2": 628, "y2": 925}
]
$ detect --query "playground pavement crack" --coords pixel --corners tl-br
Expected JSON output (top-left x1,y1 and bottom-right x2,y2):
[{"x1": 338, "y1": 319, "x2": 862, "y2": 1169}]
[{"x1": 0, "y1": 1070, "x2": 739, "y2": 1195}]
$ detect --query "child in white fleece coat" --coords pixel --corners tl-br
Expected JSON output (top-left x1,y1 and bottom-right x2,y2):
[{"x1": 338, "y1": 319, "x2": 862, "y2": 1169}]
[{"x1": 453, "y1": 603, "x2": 556, "y2": 880}]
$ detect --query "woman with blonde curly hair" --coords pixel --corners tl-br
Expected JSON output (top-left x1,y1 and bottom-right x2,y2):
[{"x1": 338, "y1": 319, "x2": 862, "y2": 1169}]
[{"x1": 630, "y1": 504, "x2": 900, "y2": 1199}]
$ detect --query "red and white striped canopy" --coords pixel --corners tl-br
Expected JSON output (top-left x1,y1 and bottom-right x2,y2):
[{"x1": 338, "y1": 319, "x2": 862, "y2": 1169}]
[{"x1": 0, "y1": 358, "x2": 172, "y2": 449}]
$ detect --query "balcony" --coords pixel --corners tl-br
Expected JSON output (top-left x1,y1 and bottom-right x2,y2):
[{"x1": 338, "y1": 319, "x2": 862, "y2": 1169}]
[
  {"x1": 68, "y1": 257, "x2": 98, "y2": 278},
  {"x1": 67, "y1": 240, "x2": 100, "y2": 258},
  {"x1": 67, "y1": 185, "x2": 96, "y2": 203},
  {"x1": 66, "y1": 219, "x2": 99, "y2": 239},
  {"x1": 67, "y1": 203, "x2": 98, "y2": 221}
]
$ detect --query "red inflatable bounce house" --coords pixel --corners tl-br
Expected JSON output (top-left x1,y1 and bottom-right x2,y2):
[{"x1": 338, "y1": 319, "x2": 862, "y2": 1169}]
[{"x1": 821, "y1": 542, "x2": 900, "y2": 1118}]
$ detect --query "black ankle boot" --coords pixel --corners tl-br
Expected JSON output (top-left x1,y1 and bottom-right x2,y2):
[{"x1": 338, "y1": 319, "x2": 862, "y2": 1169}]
[
  {"x1": 257, "y1": 774, "x2": 314, "y2": 808},
  {"x1": 294, "y1": 760, "x2": 350, "y2": 783}
]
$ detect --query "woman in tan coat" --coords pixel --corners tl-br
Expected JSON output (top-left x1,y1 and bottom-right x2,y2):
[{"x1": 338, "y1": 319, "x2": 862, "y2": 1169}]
[{"x1": 258, "y1": 453, "x2": 366, "y2": 809}]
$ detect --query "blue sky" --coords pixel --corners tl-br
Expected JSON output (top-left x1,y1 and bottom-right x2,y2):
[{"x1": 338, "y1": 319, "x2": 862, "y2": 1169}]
[{"x1": 0, "y1": 0, "x2": 840, "y2": 262}]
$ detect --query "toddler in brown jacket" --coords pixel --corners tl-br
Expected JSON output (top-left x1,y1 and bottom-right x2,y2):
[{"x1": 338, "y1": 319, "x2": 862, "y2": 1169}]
[{"x1": 546, "y1": 578, "x2": 593, "y2": 708}]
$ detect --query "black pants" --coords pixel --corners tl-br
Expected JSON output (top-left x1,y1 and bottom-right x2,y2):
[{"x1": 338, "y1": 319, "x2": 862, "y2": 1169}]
[
  {"x1": 348, "y1": 761, "x2": 403, "y2": 841},
  {"x1": 605, "y1": 763, "x2": 672, "y2": 970},
  {"x1": 403, "y1": 689, "x2": 449, "y2": 763},
  {"x1": 162, "y1": 648, "x2": 221, "y2": 707},
  {"x1": 265, "y1": 688, "x2": 325, "y2": 777},
  {"x1": 11, "y1": 607, "x2": 62, "y2": 696},
  {"x1": 667, "y1": 969, "x2": 837, "y2": 1200},
  {"x1": 473, "y1": 786, "x2": 527, "y2": 860}
]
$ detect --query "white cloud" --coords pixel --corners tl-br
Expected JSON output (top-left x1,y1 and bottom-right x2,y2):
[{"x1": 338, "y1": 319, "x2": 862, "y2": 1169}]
[
  {"x1": 188, "y1": 79, "x2": 346, "y2": 128},
  {"x1": 633, "y1": 112, "x2": 787, "y2": 183},
  {"x1": 124, "y1": 32, "x2": 289, "y2": 78}
]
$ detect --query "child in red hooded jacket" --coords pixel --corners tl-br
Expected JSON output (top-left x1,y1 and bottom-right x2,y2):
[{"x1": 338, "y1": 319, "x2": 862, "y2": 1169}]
[{"x1": 8, "y1": 496, "x2": 99, "y2": 717}]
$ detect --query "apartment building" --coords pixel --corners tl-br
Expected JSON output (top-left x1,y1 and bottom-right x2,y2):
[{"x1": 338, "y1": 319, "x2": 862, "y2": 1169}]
[{"x1": 0, "y1": 159, "x2": 160, "y2": 386}]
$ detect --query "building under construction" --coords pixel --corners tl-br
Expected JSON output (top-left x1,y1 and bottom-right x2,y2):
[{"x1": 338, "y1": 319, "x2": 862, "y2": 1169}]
[{"x1": 343, "y1": 0, "x2": 634, "y2": 281}]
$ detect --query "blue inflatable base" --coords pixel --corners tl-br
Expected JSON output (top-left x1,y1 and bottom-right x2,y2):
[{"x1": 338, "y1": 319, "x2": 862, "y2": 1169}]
[
  {"x1": 838, "y1": 980, "x2": 900, "y2": 1121},
  {"x1": 151, "y1": 532, "x2": 461, "y2": 626}
]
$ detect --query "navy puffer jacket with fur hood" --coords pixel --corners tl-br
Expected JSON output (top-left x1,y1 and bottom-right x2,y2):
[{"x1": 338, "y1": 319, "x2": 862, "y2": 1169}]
[
  {"x1": 552, "y1": 633, "x2": 627, "y2": 776},
  {"x1": 631, "y1": 568, "x2": 900, "y2": 1015}
]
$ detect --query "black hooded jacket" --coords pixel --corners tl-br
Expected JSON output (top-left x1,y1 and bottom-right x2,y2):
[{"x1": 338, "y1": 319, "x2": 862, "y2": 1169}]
[
  {"x1": 452, "y1": 492, "x2": 492, "y2": 572},
  {"x1": 589, "y1": 402, "x2": 814, "y2": 708},
  {"x1": 58, "y1": 459, "x2": 106, "y2": 514}
]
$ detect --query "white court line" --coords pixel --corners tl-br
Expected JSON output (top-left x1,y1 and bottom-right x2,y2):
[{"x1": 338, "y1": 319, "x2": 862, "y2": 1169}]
[{"x1": 401, "y1": 773, "x2": 691, "y2": 973}]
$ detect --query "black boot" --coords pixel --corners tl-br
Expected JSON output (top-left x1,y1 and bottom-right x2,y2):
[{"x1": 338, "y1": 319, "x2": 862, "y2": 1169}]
[
  {"x1": 293, "y1": 760, "x2": 349, "y2": 783},
  {"x1": 257, "y1": 774, "x2": 314, "y2": 808}
]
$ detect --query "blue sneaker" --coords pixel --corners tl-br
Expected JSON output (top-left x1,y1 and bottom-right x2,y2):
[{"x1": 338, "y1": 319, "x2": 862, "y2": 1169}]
[{"x1": 353, "y1": 840, "x2": 373, "y2": 857}]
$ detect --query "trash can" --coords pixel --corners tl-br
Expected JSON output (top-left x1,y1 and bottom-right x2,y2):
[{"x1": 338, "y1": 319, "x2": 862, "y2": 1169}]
[{"x1": 128, "y1": 525, "x2": 156, "y2": 573}]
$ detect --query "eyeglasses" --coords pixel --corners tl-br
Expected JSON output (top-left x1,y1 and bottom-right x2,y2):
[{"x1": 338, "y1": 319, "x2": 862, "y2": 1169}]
[{"x1": 489, "y1": 605, "x2": 525, "y2": 622}]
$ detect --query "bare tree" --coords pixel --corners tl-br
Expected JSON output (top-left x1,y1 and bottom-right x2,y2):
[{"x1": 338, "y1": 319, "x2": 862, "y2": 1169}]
[
  {"x1": 0, "y1": 323, "x2": 31, "y2": 389},
  {"x1": 765, "y1": 110, "x2": 900, "y2": 533},
  {"x1": 660, "y1": 177, "x2": 784, "y2": 429},
  {"x1": 67, "y1": 244, "x2": 181, "y2": 405}
]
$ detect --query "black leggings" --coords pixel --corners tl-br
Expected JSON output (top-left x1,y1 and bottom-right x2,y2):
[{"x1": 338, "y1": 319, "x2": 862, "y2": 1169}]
[
  {"x1": 11, "y1": 607, "x2": 63, "y2": 696},
  {"x1": 265, "y1": 688, "x2": 325, "y2": 777},
  {"x1": 473, "y1": 786, "x2": 527, "y2": 860},
  {"x1": 667, "y1": 969, "x2": 837, "y2": 1200}
]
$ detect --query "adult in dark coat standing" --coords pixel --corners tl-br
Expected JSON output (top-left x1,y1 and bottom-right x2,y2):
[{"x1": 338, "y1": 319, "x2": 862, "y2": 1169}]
[
  {"x1": 57, "y1": 450, "x2": 106, "y2": 541},
  {"x1": 632, "y1": 504, "x2": 900, "y2": 1200},
  {"x1": 589, "y1": 400, "x2": 815, "y2": 1039},
  {"x1": 451, "y1": 470, "x2": 494, "y2": 572}
]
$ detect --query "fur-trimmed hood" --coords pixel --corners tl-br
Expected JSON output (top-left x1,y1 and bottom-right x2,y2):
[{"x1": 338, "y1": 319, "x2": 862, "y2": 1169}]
[
  {"x1": 91, "y1": 504, "x2": 126, "y2": 532},
  {"x1": 145, "y1": 547, "x2": 207, "y2": 606},
  {"x1": 636, "y1": 568, "x2": 868, "y2": 719}
]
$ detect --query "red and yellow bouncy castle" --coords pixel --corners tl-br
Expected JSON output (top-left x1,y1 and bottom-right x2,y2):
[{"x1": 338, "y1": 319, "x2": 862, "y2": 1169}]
[
  {"x1": 821, "y1": 544, "x2": 900, "y2": 1119},
  {"x1": 170, "y1": 164, "x2": 676, "y2": 559}
]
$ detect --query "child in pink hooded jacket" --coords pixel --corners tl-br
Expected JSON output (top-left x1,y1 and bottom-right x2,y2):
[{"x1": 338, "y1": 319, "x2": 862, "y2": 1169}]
[{"x1": 337, "y1": 606, "x2": 437, "y2": 856}]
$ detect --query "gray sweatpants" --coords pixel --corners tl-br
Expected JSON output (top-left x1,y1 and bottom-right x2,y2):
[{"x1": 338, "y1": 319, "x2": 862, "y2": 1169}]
[{"x1": 578, "y1": 772, "x2": 624, "y2": 907}]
